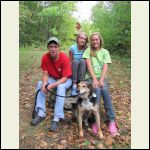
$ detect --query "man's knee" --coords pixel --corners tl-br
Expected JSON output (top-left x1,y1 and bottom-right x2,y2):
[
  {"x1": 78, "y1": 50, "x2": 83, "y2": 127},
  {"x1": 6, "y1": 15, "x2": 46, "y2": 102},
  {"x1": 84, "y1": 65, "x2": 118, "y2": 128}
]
[{"x1": 57, "y1": 84, "x2": 66, "y2": 92}]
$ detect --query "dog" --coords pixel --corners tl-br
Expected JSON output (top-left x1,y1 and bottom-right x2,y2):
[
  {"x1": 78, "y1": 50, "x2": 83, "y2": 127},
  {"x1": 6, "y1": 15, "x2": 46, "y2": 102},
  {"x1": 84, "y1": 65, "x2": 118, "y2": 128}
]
[{"x1": 74, "y1": 81, "x2": 103, "y2": 139}]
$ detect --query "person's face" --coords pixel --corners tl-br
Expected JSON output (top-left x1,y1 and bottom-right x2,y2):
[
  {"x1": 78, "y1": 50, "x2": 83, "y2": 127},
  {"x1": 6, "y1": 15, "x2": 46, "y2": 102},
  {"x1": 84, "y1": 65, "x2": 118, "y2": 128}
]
[
  {"x1": 77, "y1": 34, "x2": 87, "y2": 47},
  {"x1": 48, "y1": 43, "x2": 59, "y2": 59},
  {"x1": 91, "y1": 35, "x2": 100, "y2": 49}
]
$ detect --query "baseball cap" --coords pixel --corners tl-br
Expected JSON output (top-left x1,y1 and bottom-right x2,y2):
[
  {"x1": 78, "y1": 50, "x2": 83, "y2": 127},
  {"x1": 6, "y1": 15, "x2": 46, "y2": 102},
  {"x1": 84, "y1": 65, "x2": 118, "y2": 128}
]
[{"x1": 47, "y1": 37, "x2": 60, "y2": 45}]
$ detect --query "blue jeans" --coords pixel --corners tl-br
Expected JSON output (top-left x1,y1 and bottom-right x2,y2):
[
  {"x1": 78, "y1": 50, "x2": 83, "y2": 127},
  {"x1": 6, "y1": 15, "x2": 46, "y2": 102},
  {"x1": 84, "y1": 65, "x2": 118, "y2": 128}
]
[
  {"x1": 86, "y1": 78, "x2": 115, "y2": 122},
  {"x1": 35, "y1": 77, "x2": 72, "y2": 121}
]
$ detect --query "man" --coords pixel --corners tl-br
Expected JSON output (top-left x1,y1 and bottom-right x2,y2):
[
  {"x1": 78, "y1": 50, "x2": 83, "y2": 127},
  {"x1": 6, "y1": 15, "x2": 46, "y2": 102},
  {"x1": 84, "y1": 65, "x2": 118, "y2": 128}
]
[{"x1": 31, "y1": 37, "x2": 72, "y2": 132}]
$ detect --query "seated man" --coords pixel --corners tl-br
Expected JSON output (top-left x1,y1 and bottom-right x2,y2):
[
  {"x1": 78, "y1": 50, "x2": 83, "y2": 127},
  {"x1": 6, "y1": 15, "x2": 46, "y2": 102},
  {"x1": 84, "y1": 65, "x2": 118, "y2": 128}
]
[{"x1": 31, "y1": 37, "x2": 72, "y2": 132}]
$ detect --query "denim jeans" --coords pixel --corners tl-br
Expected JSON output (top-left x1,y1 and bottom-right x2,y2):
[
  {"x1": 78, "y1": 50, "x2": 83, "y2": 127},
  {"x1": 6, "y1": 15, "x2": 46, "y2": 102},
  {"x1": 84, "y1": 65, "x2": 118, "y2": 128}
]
[
  {"x1": 35, "y1": 77, "x2": 72, "y2": 121},
  {"x1": 86, "y1": 78, "x2": 115, "y2": 122},
  {"x1": 72, "y1": 59, "x2": 86, "y2": 83}
]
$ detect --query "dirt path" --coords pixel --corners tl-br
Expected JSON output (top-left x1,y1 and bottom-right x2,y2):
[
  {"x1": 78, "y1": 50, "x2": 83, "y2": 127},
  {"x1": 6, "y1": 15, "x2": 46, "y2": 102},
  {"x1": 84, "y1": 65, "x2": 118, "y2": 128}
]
[{"x1": 19, "y1": 67, "x2": 131, "y2": 149}]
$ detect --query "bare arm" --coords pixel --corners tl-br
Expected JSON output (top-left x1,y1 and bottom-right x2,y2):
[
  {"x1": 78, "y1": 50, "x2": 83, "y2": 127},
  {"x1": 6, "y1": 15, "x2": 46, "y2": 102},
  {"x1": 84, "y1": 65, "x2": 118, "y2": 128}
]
[
  {"x1": 86, "y1": 58, "x2": 99, "y2": 88},
  {"x1": 99, "y1": 64, "x2": 108, "y2": 87},
  {"x1": 42, "y1": 70, "x2": 68, "y2": 91},
  {"x1": 41, "y1": 70, "x2": 49, "y2": 92},
  {"x1": 47, "y1": 77, "x2": 68, "y2": 90}
]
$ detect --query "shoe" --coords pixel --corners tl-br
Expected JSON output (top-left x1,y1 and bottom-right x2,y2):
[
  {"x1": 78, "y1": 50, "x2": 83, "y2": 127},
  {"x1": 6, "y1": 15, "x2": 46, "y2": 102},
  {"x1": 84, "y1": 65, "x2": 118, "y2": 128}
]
[
  {"x1": 108, "y1": 122, "x2": 118, "y2": 137},
  {"x1": 31, "y1": 116, "x2": 46, "y2": 126},
  {"x1": 49, "y1": 121, "x2": 59, "y2": 132},
  {"x1": 71, "y1": 85, "x2": 78, "y2": 96},
  {"x1": 92, "y1": 123, "x2": 98, "y2": 134}
]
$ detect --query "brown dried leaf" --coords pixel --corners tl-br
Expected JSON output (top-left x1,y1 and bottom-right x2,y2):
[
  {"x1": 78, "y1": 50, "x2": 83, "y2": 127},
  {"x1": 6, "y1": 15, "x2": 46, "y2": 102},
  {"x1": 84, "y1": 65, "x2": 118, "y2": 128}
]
[
  {"x1": 98, "y1": 143, "x2": 104, "y2": 149},
  {"x1": 39, "y1": 140, "x2": 48, "y2": 148},
  {"x1": 90, "y1": 138, "x2": 96, "y2": 145},
  {"x1": 88, "y1": 145, "x2": 95, "y2": 149},
  {"x1": 105, "y1": 136, "x2": 113, "y2": 146},
  {"x1": 57, "y1": 144, "x2": 64, "y2": 149},
  {"x1": 61, "y1": 140, "x2": 67, "y2": 144},
  {"x1": 52, "y1": 133, "x2": 58, "y2": 138}
]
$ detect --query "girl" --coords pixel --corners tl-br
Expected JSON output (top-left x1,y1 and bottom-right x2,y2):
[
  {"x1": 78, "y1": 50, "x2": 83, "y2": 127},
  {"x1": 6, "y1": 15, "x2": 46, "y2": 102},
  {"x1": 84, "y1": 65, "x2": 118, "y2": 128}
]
[
  {"x1": 82, "y1": 32, "x2": 118, "y2": 137},
  {"x1": 69, "y1": 32, "x2": 88, "y2": 95}
]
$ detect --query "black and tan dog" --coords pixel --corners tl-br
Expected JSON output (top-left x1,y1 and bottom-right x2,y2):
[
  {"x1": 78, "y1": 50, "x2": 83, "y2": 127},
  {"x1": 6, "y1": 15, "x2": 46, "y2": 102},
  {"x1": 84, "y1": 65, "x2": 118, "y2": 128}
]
[{"x1": 74, "y1": 81, "x2": 103, "y2": 139}]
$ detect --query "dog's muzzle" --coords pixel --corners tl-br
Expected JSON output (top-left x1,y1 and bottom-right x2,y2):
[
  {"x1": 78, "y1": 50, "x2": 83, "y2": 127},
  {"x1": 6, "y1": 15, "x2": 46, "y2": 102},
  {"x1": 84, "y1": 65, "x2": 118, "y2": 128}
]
[{"x1": 78, "y1": 91, "x2": 86, "y2": 97}]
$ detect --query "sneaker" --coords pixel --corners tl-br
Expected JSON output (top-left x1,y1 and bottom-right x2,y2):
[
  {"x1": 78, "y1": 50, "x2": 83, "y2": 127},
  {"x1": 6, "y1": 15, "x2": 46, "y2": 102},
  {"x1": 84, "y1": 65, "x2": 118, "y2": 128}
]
[
  {"x1": 31, "y1": 116, "x2": 46, "y2": 126},
  {"x1": 71, "y1": 85, "x2": 78, "y2": 96},
  {"x1": 92, "y1": 123, "x2": 98, "y2": 134},
  {"x1": 49, "y1": 121, "x2": 59, "y2": 132},
  {"x1": 108, "y1": 122, "x2": 118, "y2": 137}
]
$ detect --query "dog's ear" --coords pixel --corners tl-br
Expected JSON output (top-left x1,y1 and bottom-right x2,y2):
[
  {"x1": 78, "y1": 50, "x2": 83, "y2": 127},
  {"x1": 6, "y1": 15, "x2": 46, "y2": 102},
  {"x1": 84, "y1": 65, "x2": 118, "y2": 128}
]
[{"x1": 84, "y1": 81, "x2": 91, "y2": 87}]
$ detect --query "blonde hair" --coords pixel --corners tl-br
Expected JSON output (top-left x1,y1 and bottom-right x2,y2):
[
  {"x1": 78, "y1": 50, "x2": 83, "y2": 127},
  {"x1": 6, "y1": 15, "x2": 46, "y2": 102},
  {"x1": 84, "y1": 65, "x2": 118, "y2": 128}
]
[
  {"x1": 90, "y1": 32, "x2": 104, "y2": 57},
  {"x1": 76, "y1": 32, "x2": 88, "y2": 49}
]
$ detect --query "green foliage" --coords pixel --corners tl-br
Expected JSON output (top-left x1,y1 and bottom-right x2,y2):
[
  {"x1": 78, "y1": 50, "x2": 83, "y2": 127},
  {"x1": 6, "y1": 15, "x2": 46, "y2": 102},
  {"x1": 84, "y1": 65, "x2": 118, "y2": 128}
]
[
  {"x1": 91, "y1": 1, "x2": 131, "y2": 56},
  {"x1": 80, "y1": 20, "x2": 92, "y2": 37},
  {"x1": 19, "y1": 1, "x2": 77, "y2": 49}
]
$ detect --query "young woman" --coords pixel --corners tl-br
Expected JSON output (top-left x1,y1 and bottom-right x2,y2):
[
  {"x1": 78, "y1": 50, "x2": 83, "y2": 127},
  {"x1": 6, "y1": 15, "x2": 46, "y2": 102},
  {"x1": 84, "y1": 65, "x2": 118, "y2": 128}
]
[
  {"x1": 82, "y1": 32, "x2": 118, "y2": 137},
  {"x1": 69, "y1": 32, "x2": 88, "y2": 95}
]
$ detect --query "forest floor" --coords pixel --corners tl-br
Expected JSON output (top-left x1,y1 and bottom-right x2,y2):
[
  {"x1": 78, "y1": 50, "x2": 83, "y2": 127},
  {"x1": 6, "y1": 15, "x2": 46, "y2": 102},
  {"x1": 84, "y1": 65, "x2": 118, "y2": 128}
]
[{"x1": 19, "y1": 50, "x2": 131, "y2": 149}]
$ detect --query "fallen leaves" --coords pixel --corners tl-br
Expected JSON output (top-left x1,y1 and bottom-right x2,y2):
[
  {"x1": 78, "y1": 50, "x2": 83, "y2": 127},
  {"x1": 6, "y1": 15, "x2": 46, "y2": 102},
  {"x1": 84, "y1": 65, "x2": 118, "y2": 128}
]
[
  {"x1": 105, "y1": 136, "x2": 113, "y2": 146},
  {"x1": 57, "y1": 144, "x2": 64, "y2": 149},
  {"x1": 39, "y1": 140, "x2": 48, "y2": 148},
  {"x1": 52, "y1": 133, "x2": 58, "y2": 139},
  {"x1": 98, "y1": 143, "x2": 104, "y2": 149},
  {"x1": 90, "y1": 138, "x2": 97, "y2": 145}
]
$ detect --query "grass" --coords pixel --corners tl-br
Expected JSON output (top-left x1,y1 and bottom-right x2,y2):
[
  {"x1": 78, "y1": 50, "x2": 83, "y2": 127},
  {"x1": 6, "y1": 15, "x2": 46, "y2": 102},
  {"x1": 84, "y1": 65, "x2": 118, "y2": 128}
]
[{"x1": 19, "y1": 51, "x2": 45, "y2": 71}]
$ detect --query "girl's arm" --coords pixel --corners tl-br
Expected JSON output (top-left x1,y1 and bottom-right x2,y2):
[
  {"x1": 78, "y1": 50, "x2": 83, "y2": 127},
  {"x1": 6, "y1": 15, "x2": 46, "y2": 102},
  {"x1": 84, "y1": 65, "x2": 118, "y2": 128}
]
[
  {"x1": 86, "y1": 58, "x2": 100, "y2": 88},
  {"x1": 99, "y1": 64, "x2": 108, "y2": 87}
]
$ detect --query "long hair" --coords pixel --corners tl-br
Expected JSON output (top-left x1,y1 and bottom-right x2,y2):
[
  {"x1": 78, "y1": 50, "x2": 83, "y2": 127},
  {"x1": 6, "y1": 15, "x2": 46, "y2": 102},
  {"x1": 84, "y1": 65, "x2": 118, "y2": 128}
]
[
  {"x1": 76, "y1": 32, "x2": 89, "y2": 49},
  {"x1": 90, "y1": 32, "x2": 104, "y2": 57}
]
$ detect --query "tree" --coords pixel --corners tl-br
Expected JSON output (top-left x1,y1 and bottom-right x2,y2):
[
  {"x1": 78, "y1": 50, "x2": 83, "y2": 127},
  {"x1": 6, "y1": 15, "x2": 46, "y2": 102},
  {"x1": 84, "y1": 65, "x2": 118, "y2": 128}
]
[
  {"x1": 91, "y1": 1, "x2": 131, "y2": 56},
  {"x1": 19, "y1": 1, "x2": 77, "y2": 49}
]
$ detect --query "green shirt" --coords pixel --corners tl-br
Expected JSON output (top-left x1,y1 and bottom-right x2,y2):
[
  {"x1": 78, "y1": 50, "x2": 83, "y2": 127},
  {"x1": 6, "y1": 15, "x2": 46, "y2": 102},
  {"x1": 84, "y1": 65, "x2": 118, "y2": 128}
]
[{"x1": 82, "y1": 47, "x2": 111, "y2": 78}]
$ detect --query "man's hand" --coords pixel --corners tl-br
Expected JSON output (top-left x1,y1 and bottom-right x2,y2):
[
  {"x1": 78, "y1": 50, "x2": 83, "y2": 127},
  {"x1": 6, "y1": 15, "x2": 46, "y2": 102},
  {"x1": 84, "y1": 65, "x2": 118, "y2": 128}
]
[
  {"x1": 47, "y1": 84, "x2": 55, "y2": 90},
  {"x1": 41, "y1": 83, "x2": 47, "y2": 93}
]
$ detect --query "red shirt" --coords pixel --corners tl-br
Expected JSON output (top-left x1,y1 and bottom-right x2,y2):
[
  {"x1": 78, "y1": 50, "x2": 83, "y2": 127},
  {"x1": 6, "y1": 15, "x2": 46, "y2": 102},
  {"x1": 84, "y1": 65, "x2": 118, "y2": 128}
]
[{"x1": 41, "y1": 52, "x2": 72, "y2": 79}]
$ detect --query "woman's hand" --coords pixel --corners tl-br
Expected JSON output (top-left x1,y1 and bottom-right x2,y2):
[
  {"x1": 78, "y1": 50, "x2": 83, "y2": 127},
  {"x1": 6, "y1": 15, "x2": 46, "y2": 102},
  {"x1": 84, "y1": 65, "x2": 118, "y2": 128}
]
[
  {"x1": 93, "y1": 78, "x2": 100, "y2": 88},
  {"x1": 99, "y1": 78, "x2": 105, "y2": 87}
]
